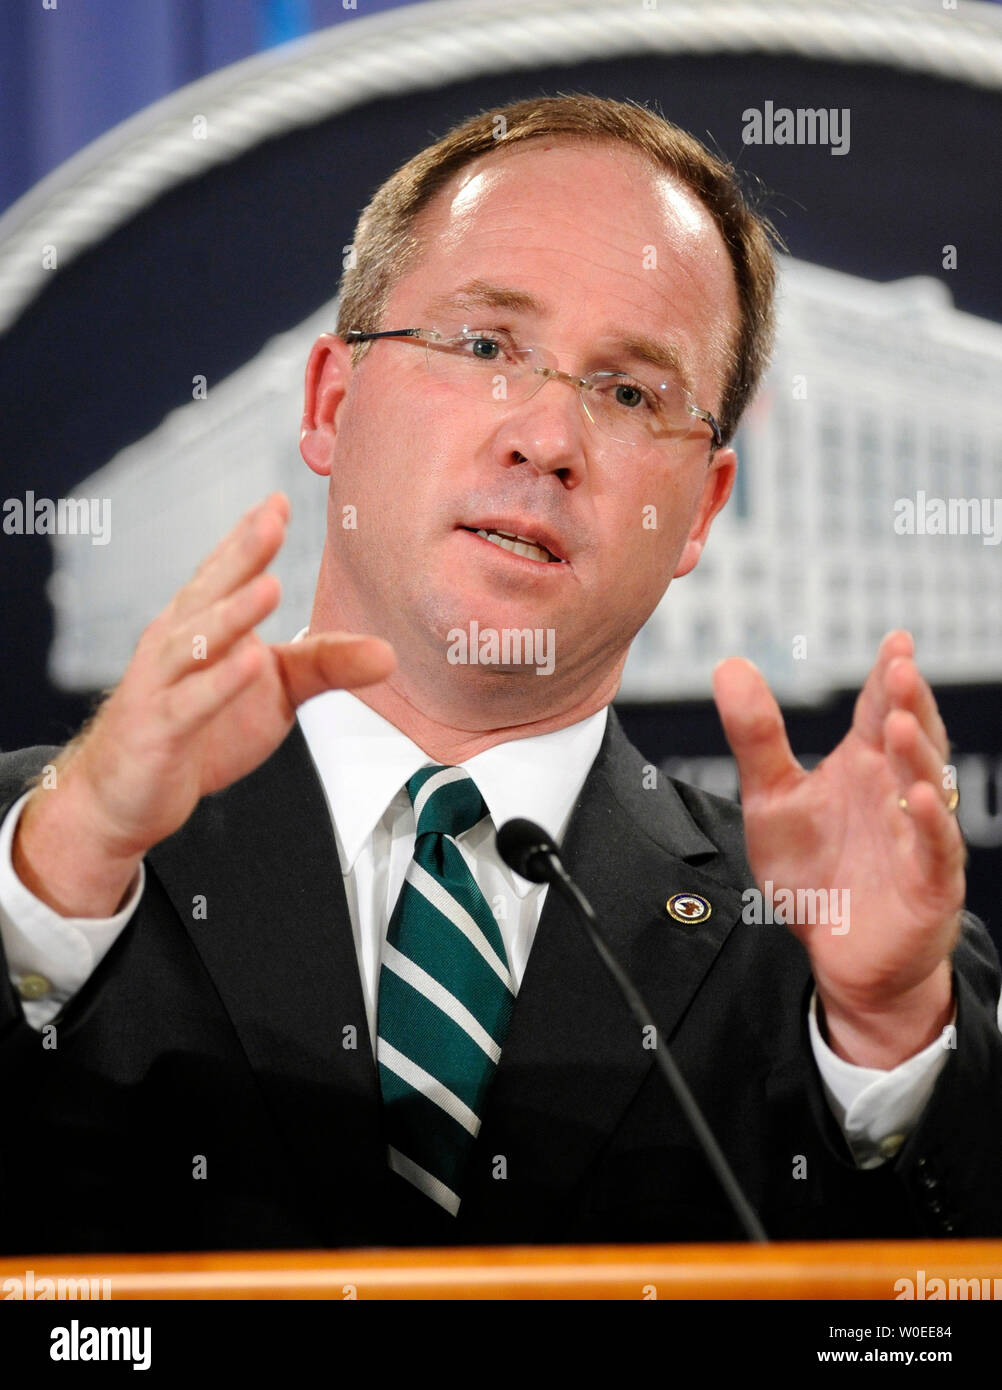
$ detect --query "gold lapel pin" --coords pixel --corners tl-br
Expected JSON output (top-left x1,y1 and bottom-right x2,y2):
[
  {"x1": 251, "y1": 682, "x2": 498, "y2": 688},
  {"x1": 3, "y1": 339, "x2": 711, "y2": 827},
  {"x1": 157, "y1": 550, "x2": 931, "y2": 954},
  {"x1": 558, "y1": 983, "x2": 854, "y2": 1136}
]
[{"x1": 666, "y1": 892, "x2": 712, "y2": 924}]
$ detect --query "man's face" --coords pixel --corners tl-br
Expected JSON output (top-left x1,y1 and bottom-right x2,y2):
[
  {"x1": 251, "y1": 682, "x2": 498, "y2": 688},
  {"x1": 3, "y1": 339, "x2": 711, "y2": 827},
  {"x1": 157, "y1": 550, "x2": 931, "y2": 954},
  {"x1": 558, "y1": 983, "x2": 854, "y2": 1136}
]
[{"x1": 303, "y1": 139, "x2": 739, "y2": 714}]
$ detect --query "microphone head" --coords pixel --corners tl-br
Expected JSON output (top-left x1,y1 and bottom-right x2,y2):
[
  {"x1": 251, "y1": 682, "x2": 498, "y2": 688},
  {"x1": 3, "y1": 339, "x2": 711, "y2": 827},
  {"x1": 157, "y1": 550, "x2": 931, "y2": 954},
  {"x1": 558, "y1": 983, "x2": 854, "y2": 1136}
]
[{"x1": 496, "y1": 818, "x2": 559, "y2": 883}]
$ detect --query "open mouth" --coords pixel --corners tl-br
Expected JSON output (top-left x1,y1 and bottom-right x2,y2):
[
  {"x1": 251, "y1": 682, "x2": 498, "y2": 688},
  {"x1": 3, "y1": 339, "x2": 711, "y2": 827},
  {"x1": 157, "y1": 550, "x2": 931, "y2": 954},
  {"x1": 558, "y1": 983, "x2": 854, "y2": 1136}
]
[{"x1": 463, "y1": 527, "x2": 565, "y2": 564}]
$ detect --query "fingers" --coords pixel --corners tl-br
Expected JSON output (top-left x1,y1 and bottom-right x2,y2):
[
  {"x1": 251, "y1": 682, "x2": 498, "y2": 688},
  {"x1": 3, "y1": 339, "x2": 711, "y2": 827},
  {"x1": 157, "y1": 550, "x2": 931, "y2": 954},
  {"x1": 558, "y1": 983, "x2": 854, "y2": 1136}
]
[
  {"x1": 854, "y1": 632, "x2": 950, "y2": 779},
  {"x1": 885, "y1": 701, "x2": 965, "y2": 904},
  {"x1": 171, "y1": 494, "x2": 290, "y2": 623},
  {"x1": 884, "y1": 655, "x2": 950, "y2": 762},
  {"x1": 274, "y1": 633, "x2": 397, "y2": 707},
  {"x1": 851, "y1": 630, "x2": 914, "y2": 748},
  {"x1": 712, "y1": 656, "x2": 802, "y2": 800},
  {"x1": 158, "y1": 636, "x2": 266, "y2": 739},
  {"x1": 884, "y1": 708, "x2": 945, "y2": 799},
  {"x1": 151, "y1": 630, "x2": 396, "y2": 752},
  {"x1": 893, "y1": 778, "x2": 966, "y2": 900},
  {"x1": 157, "y1": 573, "x2": 282, "y2": 685}
]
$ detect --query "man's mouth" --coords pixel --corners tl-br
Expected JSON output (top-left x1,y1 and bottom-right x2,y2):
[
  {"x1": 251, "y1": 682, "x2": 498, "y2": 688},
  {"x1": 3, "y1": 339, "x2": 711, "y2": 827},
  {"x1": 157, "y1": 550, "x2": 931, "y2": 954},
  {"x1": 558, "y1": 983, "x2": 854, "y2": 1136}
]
[{"x1": 463, "y1": 527, "x2": 565, "y2": 564}]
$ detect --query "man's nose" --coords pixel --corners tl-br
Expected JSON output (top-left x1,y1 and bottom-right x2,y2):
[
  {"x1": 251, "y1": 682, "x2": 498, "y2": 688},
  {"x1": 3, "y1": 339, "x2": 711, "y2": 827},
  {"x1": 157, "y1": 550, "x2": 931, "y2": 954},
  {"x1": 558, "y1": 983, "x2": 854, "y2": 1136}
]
[{"x1": 494, "y1": 371, "x2": 589, "y2": 482}]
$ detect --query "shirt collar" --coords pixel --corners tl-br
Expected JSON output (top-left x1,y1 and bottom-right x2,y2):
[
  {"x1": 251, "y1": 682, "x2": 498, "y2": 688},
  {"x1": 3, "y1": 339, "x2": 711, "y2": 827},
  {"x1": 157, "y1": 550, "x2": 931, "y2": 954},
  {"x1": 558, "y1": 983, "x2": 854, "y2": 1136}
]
[{"x1": 296, "y1": 684, "x2": 608, "y2": 898}]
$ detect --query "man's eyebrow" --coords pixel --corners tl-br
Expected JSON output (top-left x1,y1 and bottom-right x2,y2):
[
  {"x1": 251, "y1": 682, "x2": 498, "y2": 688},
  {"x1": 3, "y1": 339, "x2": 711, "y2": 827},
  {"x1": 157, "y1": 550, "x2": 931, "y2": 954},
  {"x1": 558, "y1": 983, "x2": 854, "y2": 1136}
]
[
  {"x1": 422, "y1": 279, "x2": 696, "y2": 394},
  {"x1": 611, "y1": 335, "x2": 694, "y2": 395},
  {"x1": 422, "y1": 279, "x2": 545, "y2": 318}
]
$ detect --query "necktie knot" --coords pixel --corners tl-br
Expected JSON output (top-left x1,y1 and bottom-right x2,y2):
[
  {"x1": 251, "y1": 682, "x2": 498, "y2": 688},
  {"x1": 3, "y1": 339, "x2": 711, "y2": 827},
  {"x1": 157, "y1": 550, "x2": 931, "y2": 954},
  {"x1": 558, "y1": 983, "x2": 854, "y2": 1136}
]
[{"x1": 407, "y1": 765, "x2": 487, "y2": 842}]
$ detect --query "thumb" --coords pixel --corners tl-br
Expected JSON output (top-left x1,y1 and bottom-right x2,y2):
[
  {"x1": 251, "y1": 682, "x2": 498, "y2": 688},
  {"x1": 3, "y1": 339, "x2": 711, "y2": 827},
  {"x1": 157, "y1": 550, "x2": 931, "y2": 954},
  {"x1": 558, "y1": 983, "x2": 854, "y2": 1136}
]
[
  {"x1": 712, "y1": 656, "x2": 801, "y2": 801},
  {"x1": 274, "y1": 632, "x2": 396, "y2": 706}
]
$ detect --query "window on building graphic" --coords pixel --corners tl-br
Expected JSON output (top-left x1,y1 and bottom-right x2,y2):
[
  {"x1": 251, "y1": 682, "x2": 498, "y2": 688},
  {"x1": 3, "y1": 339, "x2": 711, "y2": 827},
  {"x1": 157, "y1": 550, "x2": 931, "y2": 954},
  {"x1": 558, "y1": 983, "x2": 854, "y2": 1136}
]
[
  {"x1": 864, "y1": 565, "x2": 887, "y2": 593},
  {"x1": 895, "y1": 424, "x2": 916, "y2": 500},
  {"x1": 859, "y1": 407, "x2": 883, "y2": 537},
  {"x1": 827, "y1": 566, "x2": 850, "y2": 592},
  {"x1": 930, "y1": 424, "x2": 951, "y2": 498},
  {"x1": 779, "y1": 569, "x2": 802, "y2": 608},
  {"x1": 991, "y1": 442, "x2": 1002, "y2": 499},
  {"x1": 744, "y1": 616, "x2": 770, "y2": 650},
  {"x1": 692, "y1": 615, "x2": 718, "y2": 656},
  {"x1": 773, "y1": 402, "x2": 800, "y2": 526},
  {"x1": 819, "y1": 405, "x2": 842, "y2": 452},
  {"x1": 819, "y1": 404, "x2": 845, "y2": 533},
  {"x1": 960, "y1": 436, "x2": 980, "y2": 498}
]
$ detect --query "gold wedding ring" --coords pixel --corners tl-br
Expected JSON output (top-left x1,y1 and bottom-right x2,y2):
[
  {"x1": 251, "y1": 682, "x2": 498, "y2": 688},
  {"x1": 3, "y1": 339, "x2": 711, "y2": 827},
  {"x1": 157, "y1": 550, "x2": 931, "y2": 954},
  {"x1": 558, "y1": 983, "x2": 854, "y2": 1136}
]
[{"x1": 898, "y1": 789, "x2": 960, "y2": 815}]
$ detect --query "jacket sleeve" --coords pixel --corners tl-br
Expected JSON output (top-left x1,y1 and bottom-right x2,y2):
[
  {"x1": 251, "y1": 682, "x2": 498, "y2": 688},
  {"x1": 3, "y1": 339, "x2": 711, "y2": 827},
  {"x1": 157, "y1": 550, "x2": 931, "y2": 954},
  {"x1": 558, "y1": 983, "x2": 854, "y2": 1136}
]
[
  {"x1": 802, "y1": 910, "x2": 1002, "y2": 1236},
  {"x1": 0, "y1": 746, "x2": 64, "y2": 1044}
]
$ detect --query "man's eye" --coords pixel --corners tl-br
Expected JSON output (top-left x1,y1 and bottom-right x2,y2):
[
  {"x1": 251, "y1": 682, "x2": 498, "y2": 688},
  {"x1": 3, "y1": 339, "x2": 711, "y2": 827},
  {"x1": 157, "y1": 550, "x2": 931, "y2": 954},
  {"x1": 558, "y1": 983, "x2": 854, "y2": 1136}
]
[
  {"x1": 468, "y1": 337, "x2": 501, "y2": 360},
  {"x1": 449, "y1": 330, "x2": 514, "y2": 362},
  {"x1": 610, "y1": 380, "x2": 657, "y2": 411}
]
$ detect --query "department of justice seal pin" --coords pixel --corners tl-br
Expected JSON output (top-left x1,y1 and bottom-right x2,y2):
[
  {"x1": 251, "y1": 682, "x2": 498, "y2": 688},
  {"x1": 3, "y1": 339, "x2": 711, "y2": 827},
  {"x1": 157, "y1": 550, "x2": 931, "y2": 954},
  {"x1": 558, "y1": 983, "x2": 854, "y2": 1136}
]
[{"x1": 666, "y1": 892, "x2": 712, "y2": 924}]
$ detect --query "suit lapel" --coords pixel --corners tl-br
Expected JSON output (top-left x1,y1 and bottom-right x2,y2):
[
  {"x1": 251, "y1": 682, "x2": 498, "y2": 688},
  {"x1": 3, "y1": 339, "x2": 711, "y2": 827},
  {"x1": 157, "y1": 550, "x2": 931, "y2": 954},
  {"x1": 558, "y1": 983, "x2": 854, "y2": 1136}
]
[
  {"x1": 460, "y1": 709, "x2": 747, "y2": 1230},
  {"x1": 146, "y1": 722, "x2": 385, "y2": 1239}
]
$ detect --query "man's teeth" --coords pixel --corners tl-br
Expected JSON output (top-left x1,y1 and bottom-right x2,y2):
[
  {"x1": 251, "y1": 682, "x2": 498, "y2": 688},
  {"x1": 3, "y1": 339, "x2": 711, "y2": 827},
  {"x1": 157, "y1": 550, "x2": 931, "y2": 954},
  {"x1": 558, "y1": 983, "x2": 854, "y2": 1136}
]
[{"x1": 475, "y1": 528, "x2": 559, "y2": 563}]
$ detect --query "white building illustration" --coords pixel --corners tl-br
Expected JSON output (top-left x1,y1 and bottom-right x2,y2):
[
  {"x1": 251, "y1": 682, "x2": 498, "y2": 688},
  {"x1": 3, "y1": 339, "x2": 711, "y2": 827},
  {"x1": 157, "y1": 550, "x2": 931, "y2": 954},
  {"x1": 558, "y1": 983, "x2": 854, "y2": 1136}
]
[
  {"x1": 47, "y1": 256, "x2": 1002, "y2": 703},
  {"x1": 624, "y1": 257, "x2": 1002, "y2": 700}
]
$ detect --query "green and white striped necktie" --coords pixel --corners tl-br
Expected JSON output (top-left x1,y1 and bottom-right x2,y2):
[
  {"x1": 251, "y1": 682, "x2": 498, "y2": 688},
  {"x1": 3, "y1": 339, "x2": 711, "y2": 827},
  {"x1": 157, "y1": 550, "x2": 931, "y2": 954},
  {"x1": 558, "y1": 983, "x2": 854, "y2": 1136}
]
[{"x1": 376, "y1": 765, "x2": 515, "y2": 1216}]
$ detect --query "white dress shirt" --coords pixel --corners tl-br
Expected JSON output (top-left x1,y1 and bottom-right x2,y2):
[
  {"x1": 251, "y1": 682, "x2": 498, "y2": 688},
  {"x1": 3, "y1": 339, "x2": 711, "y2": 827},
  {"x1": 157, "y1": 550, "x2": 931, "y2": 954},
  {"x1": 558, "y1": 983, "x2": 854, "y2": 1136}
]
[{"x1": 0, "y1": 689, "x2": 950, "y2": 1168}]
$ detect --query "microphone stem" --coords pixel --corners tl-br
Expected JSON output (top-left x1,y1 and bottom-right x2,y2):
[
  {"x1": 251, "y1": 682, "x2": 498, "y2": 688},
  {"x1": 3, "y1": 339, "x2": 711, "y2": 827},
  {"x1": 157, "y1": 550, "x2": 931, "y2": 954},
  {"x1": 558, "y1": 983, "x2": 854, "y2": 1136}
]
[{"x1": 547, "y1": 864, "x2": 769, "y2": 1244}]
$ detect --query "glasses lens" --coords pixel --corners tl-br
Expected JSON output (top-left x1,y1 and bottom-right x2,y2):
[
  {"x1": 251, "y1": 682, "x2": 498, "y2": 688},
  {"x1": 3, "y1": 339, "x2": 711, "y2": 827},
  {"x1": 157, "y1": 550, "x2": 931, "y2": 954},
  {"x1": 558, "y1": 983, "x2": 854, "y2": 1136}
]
[
  {"x1": 420, "y1": 331, "x2": 709, "y2": 449},
  {"x1": 585, "y1": 372, "x2": 700, "y2": 447},
  {"x1": 423, "y1": 330, "x2": 541, "y2": 403}
]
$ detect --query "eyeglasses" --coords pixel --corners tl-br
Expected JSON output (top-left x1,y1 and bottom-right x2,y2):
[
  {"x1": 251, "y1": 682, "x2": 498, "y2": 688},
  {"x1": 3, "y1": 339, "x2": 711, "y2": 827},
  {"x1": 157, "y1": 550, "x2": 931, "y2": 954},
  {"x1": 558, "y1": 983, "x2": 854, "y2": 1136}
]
[{"x1": 345, "y1": 327, "x2": 723, "y2": 451}]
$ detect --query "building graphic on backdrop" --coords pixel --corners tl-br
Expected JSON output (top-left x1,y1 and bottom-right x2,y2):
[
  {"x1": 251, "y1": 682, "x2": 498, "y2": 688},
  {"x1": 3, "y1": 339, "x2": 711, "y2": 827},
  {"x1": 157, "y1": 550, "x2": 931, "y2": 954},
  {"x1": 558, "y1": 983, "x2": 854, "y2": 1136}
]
[{"x1": 47, "y1": 256, "x2": 1002, "y2": 704}]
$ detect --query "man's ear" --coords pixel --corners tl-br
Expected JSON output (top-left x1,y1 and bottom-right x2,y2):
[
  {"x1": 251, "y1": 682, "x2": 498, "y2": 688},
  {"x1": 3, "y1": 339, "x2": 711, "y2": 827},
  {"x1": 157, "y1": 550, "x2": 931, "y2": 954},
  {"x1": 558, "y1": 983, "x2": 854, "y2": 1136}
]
[
  {"x1": 300, "y1": 334, "x2": 353, "y2": 477},
  {"x1": 673, "y1": 447, "x2": 737, "y2": 579}
]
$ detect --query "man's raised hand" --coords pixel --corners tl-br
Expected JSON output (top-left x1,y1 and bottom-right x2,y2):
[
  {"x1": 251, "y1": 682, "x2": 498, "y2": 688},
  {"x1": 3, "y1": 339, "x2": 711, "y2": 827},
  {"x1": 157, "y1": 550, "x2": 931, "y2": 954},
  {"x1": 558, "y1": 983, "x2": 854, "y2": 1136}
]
[
  {"x1": 13, "y1": 494, "x2": 395, "y2": 917},
  {"x1": 712, "y1": 631, "x2": 964, "y2": 1068}
]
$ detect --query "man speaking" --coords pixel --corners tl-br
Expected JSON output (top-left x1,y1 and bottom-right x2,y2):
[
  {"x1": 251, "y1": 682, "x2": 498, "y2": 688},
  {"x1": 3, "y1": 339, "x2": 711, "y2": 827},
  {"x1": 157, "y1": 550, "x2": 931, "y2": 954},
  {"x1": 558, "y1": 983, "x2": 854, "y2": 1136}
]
[{"x1": 1, "y1": 95, "x2": 999, "y2": 1254}]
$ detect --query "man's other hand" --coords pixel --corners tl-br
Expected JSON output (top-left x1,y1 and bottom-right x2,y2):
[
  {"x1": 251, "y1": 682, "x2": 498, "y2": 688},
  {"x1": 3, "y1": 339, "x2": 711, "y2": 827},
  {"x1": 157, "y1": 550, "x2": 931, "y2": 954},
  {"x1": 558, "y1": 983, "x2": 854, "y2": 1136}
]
[
  {"x1": 12, "y1": 494, "x2": 396, "y2": 918},
  {"x1": 713, "y1": 631, "x2": 963, "y2": 1068}
]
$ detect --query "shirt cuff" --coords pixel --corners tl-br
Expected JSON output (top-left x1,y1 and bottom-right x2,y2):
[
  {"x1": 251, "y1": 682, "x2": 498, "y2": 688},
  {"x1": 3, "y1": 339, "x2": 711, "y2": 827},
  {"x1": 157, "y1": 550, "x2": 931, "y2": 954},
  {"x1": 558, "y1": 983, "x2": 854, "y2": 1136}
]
[
  {"x1": 808, "y1": 988, "x2": 954, "y2": 1169},
  {"x1": 0, "y1": 791, "x2": 145, "y2": 1028}
]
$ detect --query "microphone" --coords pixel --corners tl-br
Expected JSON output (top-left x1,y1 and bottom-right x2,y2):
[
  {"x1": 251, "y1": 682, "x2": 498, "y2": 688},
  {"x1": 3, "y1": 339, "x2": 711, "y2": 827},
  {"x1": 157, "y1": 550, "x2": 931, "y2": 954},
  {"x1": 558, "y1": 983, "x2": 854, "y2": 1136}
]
[
  {"x1": 496, "y1": 817, "x2": 768, "y2": 1244},
  {"x1": 495, "y1": 818, "x2": 561, "y2": 883}
]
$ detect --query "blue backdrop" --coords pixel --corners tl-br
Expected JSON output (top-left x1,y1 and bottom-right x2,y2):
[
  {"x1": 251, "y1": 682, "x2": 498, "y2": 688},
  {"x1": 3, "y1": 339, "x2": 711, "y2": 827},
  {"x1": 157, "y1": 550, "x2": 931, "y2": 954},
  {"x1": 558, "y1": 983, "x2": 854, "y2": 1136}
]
[{"x1": 0, "y1": 0, "x2": 423, "y2": 214}]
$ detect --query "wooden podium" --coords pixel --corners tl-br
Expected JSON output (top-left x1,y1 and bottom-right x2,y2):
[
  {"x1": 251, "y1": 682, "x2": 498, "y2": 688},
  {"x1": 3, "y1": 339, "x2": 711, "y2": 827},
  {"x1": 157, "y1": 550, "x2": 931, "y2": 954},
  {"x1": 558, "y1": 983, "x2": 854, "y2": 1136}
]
[{"x1": 3, "y1": 1241, "x2": 1002, "y2": 1299}]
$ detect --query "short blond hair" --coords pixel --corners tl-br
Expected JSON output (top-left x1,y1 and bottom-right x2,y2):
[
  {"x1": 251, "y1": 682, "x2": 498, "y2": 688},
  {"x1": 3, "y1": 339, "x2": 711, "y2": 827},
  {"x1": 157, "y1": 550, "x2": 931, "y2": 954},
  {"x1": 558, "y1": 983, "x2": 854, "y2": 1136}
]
[{"x1": 336, "y1": 94, "x2": 778, "y2": 445}]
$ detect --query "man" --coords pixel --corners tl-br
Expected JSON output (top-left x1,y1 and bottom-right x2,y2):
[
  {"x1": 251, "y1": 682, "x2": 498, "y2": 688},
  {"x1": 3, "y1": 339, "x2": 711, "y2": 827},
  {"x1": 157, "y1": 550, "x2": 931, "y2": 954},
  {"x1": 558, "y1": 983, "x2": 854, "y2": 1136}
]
[{"x1": 2, "y1": 95, "x2": 1000, "y2": 1255}]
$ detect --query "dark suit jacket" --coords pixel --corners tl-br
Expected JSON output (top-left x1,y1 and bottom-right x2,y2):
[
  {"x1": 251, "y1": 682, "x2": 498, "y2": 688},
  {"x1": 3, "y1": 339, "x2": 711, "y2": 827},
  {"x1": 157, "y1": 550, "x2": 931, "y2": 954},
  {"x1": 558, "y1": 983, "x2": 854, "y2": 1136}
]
[{"x1": 2, "y1": 711, "x2": 1001, "y2": 1256}]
